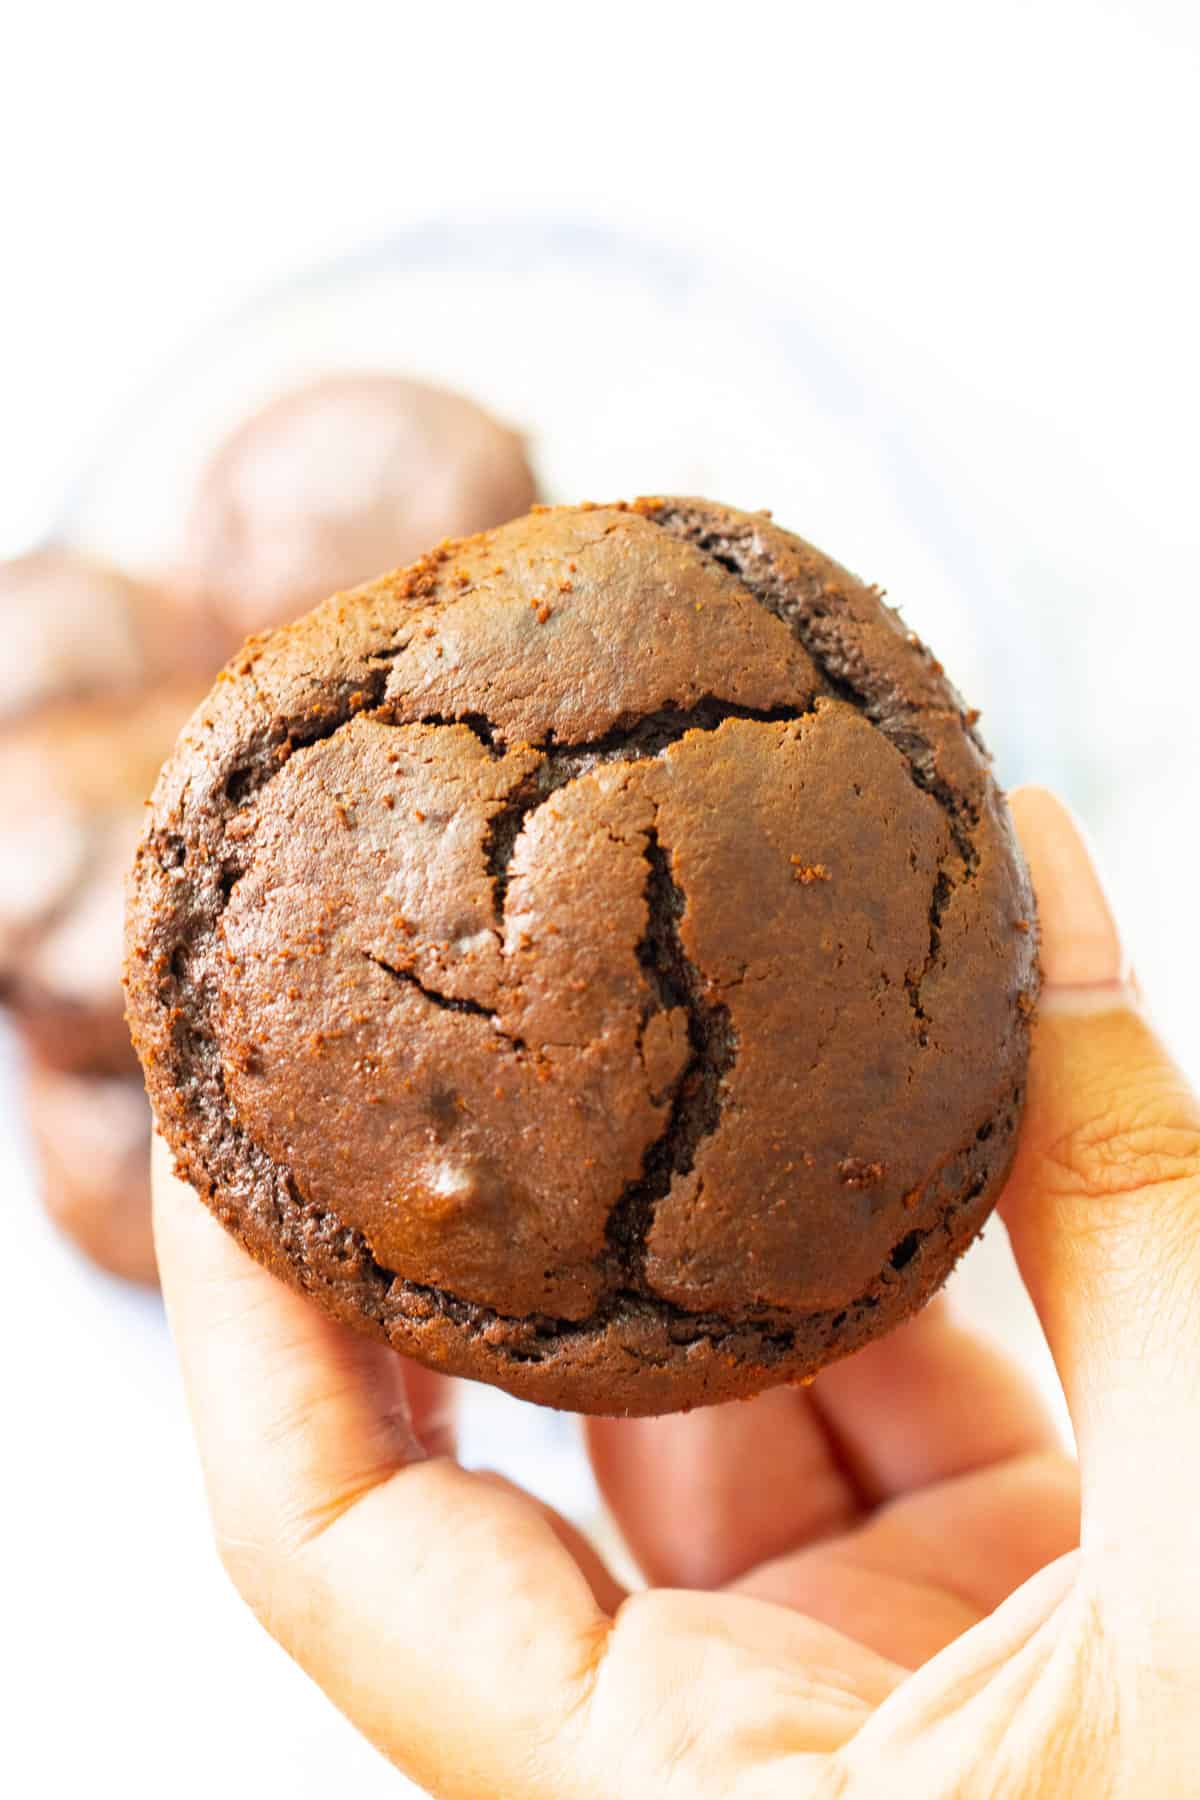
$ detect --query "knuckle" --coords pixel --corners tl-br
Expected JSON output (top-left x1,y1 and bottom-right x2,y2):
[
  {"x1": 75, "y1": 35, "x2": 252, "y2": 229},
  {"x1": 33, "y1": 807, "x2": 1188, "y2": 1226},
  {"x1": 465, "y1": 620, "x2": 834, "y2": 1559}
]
[{"x1": 1042, "y1": 1102, "x2": 1200, "y2": 1210}]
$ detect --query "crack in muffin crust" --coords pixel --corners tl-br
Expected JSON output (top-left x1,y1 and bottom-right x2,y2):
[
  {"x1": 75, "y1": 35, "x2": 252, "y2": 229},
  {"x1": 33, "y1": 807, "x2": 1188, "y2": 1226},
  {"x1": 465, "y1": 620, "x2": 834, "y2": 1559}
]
[
  {"x1": 362, "y1": 952, "x2": 517, "y2": 1029},
  {"x1": 479, "y1": 698, "x2": 801, "y2": 922},
  {"x1": 643, "y1": 503, "x2": 984, "y2": 1061},
  {"x1": 603, "y1": 825, "x2": 735, "y2": 1292},
  {"x1": 646, "y1": 502, "x2": 983, "y2": 854},
  {"x1": 126, "y1": 497, "x2": 1039, "y2": 1414},
  {"x1": 364, "y1": 1136, "x2": 999, "y2": 1361}
]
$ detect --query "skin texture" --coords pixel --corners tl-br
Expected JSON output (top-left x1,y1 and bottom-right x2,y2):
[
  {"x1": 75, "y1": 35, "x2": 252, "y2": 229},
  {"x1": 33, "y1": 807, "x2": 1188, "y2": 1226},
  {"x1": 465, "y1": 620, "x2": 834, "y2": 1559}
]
[
  {"x1": 154, "y1": 787, "x2": 1200, "y2": 1796},
  {"x1": 175, "y1": 372, "x2": 538, "y2": 636},
  {"x1": 127, "y1": 498, "x2": 1038, "y2": 1413}
]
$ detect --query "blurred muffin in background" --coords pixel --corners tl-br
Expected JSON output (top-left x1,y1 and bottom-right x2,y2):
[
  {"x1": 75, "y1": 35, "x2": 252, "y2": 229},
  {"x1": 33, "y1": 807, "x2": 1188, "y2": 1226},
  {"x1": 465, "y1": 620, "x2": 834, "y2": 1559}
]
[
  {"x1": 0, "y1": 668, "x2": 205, "y2": 1283},
  {"x1": 24, "y1": 1066, "x2": 157, "y2": 1287},
  {"x1": 0, "y1": 684, "x2": 204, "y2": 1072},
  {"x1": 175, "y1": 372, "x2": 538, "y2": 637},
  {"x1": 0, "y1": 548, "x2": 201, "y2": 722}
]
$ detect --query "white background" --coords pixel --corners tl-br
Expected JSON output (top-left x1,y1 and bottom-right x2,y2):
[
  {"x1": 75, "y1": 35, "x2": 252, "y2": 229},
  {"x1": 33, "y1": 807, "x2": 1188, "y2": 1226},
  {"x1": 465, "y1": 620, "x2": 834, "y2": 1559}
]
[{"x1": 2, "y1": 3, "x2": 1197, "y2": 1795}]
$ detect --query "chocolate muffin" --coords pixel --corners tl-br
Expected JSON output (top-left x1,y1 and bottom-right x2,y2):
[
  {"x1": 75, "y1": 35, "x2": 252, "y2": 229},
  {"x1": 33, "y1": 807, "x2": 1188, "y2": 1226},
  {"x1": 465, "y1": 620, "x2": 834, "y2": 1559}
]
[
  {"x1": 0, "y1": 549, "x2": 175, "y2": 723},
  {"x1": 126, "y1": 499, "x2": 1038, "y2": 1415},
  {"x1": 176, "y1": 373, "x2": 538, "y2": 638},
  {"x1": 23, "y1": 1065, "x2": 157, "y2": 1285}
]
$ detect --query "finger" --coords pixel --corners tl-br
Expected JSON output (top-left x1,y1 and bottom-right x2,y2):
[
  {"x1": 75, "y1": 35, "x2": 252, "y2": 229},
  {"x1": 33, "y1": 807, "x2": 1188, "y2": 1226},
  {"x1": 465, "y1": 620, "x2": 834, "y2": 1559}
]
[
  {"x1": 733, "y1": 1451, "x2": 1079, "y2": 1667},
  {"x1": 1003, "y1": 788, "x2": 1200, "y2": 1536},
  {"x1": 807, "y1": 1292, "x2": 1060, "y2": 1506},
  {"x1": 585, "y1": 1297, "x2": 1056, "y2": 1590},
  {"x1": 402, "y1": 1361, "x2": 459, "y2": 1459},
  {"x1": 585, "y1": 1384, "x2": 859, "y2": 1590},
  {"x1": 155, "y1": 1149, "x2": 902, "y2": 1793}
]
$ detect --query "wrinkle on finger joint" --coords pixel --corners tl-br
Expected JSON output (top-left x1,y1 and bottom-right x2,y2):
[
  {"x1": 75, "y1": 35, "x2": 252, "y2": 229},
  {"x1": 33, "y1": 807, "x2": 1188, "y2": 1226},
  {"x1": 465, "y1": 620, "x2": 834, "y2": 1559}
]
[{"x1": 1041, "y1": 1115, "x2": 1200, "y2": 1210}]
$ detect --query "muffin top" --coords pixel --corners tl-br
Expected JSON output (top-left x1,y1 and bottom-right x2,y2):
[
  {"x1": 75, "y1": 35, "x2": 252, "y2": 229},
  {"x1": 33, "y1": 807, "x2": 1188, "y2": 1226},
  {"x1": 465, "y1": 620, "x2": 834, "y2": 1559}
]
[
  {"x1": 176, "y1": 372, "x2": 538, "y2": 636},
  {"x1": 126, "y1": 498, "x2": 1037, "y2": 1414}
]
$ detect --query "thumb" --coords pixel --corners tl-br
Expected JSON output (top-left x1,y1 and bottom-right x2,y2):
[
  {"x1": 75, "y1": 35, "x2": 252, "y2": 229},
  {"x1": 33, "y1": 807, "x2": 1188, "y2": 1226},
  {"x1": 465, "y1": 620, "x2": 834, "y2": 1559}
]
[{"x1": 1003, "y1": 787, "x2": 1200, "y2": 1543}]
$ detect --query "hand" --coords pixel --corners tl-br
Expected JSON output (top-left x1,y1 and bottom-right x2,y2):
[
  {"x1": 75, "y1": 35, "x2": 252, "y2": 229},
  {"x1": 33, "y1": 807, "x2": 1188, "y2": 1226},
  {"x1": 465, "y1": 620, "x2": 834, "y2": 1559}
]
[{"x1": 153, "y1": 787, "x2": 1200, "y2": 1797}]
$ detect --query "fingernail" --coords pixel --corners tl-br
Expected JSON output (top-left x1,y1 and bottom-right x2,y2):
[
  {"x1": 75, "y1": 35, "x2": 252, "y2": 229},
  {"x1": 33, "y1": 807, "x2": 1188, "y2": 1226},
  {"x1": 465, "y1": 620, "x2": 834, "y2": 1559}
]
[{"x1": 1009, "y1": 787, "x2": 1129, "y2": 998}]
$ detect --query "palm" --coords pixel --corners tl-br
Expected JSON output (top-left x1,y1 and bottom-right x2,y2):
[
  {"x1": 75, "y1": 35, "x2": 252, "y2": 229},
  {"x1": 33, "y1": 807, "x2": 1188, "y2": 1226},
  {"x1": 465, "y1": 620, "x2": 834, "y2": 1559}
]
[{"x1": 368, "y1": 1302, "x2": 1089, "y2": 1796}]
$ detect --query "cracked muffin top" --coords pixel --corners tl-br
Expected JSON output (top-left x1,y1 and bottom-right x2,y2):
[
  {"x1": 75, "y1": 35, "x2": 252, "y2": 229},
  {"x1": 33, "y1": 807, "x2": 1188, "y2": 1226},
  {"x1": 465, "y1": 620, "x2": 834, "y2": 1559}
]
[{"x1": 125, "y1": 498, "x2": 1038, "y2": 1415}]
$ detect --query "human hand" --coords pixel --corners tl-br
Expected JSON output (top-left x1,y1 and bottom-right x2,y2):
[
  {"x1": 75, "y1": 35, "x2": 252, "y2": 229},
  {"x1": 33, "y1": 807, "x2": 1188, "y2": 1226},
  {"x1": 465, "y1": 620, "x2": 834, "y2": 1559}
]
[{"x1": 153, "y1": 787, "x2": 1200, "y2": 1797}]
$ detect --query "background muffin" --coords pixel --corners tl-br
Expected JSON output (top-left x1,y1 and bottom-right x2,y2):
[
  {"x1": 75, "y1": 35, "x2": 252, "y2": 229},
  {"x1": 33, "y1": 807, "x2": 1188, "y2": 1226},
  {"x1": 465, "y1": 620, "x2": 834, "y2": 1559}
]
[
  {"x1": 0, "y1": 680, "x2": 205, "y2": 1279},
  {"x1": 0, "y1": 684, "x2": 205, "y2": 1071},
  {"x1": 0, "y1": 549, "x2": 196, "y2": 723},
  {"x1": 23, "y1": 1065, "x2": 157, "y2": 1286},
  {"x1": 175, "y1": 372, "x2": 537, "y2": 638}
]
